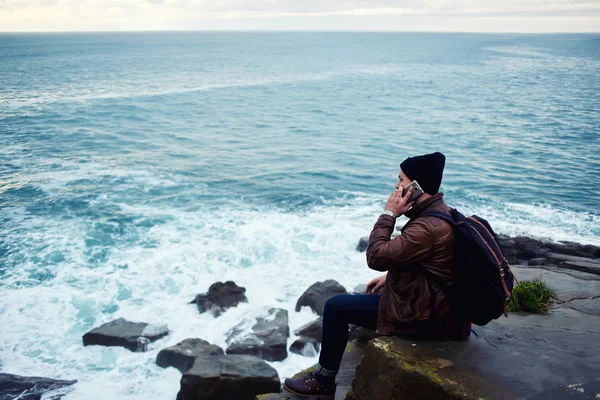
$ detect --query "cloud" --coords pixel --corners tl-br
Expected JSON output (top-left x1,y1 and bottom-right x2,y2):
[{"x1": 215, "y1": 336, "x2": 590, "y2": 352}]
[{"x1": 0, "y1": 0, "x2": 599, "y2": 31}]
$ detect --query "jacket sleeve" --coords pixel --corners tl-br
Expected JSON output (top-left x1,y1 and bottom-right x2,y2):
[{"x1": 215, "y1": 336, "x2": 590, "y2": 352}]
[{"x1": 366, "y1": 215, "x2": 433, "y2": 272}]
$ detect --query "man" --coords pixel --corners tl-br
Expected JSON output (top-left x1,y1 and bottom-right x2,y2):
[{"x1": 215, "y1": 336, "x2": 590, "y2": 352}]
[{"x1": 284, "y1": 152, "x2": 470, "y2": 399}]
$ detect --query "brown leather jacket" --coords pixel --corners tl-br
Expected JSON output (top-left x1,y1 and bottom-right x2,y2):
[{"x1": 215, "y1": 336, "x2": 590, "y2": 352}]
[{"x1": 367, "y1": 193, "x2": 469, "y2": 339}]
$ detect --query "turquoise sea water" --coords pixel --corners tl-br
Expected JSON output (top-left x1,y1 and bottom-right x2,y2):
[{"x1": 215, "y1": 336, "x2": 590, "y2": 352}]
[{"x1": 1, "y1": 32, "x2": 599, "y2": 399}]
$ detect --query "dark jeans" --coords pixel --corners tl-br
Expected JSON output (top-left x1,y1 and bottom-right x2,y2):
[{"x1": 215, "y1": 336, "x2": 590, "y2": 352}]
[{"x1": 318, "y1": 293, "x2": 380, "y2": 372}]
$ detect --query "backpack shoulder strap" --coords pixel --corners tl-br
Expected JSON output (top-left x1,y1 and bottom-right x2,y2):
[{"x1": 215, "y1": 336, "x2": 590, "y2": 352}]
[
  {"x1": 420, "y1": 210, "x2": 456, "y2": 227},
  {"x1": 400, "y1": 209, "x2": 457, "y2": 233},
  {"x1": 418, "y1": 210, "x2": 457, "y2": 301}
]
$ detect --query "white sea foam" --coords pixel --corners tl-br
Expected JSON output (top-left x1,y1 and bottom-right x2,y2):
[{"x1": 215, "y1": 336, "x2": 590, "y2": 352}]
[{"x1": 0, "y1": 196, "x2": 382, "y2": 399}]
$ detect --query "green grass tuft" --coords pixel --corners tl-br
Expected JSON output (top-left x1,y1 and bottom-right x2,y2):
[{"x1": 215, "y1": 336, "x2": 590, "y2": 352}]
[{"x1": 507, "y1": 278, "x2": 556, "y2": 313}]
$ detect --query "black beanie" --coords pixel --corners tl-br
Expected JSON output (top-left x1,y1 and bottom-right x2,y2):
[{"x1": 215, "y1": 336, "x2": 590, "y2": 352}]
[{"x1": 400, "y1": 152, "x2": 446, "y2": 195}]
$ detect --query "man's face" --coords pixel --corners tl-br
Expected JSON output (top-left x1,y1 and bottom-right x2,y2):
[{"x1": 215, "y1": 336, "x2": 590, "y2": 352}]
[{"x1": 395, "y1": 170, "x2": 411, "y2": 191}]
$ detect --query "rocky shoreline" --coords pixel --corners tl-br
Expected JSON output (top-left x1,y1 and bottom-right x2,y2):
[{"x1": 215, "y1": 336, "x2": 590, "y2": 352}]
[{"x1": 3, "y1": 233, "x2": 599, "y2": 400}]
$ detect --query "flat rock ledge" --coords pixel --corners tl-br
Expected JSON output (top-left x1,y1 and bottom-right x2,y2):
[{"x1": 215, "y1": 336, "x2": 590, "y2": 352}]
[
  {"x1": 177, "y1": 355, "x2": 280, "y2": 400},
  {"x1": 227, "y1": 308, "x2": 290, "y2": 361},
  {"x1": 156, "y1": 338, "x2": 224, "y2": 373},
  {"x1": 350, "y1": 303, "x2": 600, "y2": 400},
  {"x1": 259, "y1": 303, "x2": 600, "y2": 400},
  {"x1": 82, "y1": 318, "x2": 169, "y2": 352},
  {"x1": 0, "y1": 373, "x2": 76, "y2": 400}
]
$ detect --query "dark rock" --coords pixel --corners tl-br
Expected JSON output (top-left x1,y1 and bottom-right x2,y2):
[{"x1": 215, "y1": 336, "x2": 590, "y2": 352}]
[
  {"x1": 177, "y1": 355, "x2": 280, "y2": 400},
  {"x1": 293, "y1": 318, "x2": 322, "y2": 342},
  {"x1": 157, "y1": 338, "x2": 224, "y2": 373},
  {"x1": 354, "y1": 326, "x2": 379, "y2": 344},
  {"x1": 500, "y1": 236, "x2": 548, "y2": 262},
  {"x1": 521, "y1": 246, "x2": 543, "y2": 260},
  {"x1": 528, "y1": 257, "x2": 546, "y2": 266},
  {"x1": 352, "y1": 336, "x2": 515, "y2": 399},
  {"x1": 554, "y1": 241, "x2": 600, "y2": 259},
  {"x1": 356, "y1": 237, "x2": 369, "y2": 252},
  {"x1": 191, "y1": 281, "x2": 248, "y2": 317},
  {"x1": 0, "y1": 373, "x2": 76, "y2": 400},
  {"x1": 295, "y1": 280, "x2": 347, "y2": 316},
  {"x1": 351, "y1": 306, "x2": 600, "y2": 399},
  {"x1": 289, "y1": 337, "x2": 320, "y2": 357},
  {"x1": 357, "y1": 235, "x2": 398, "y2": 253},
  {"x1": 498, "y1": 235, "x2": 600, "y2": 262},
  {"x1": 497, "y1": 235, "x2": 515, "y2": 248},
  {"x1": 353, "y1": 284, "x2": 367, "y2": 294},
  {"x1": 544, "y1": 253, "x2": 600, "y2": 276},
  {"x1": 82, "y1": 318, "x2": 168, "y2": 352},
  {"x1": 503, "y1": 248, "x2": 519, "y2": 265},
  {"x1": 226, "y1": 308, "x2": 290, "y2": 361}
]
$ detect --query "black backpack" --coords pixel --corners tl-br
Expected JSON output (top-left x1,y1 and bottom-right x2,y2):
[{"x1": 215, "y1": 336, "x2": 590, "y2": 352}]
[{"x1": 421, "y1": 208, "x2": 515, "y2": 326}]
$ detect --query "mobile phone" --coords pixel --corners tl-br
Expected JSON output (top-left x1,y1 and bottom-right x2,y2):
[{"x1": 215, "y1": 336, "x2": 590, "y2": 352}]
[{"x1": 402, "y1": 180, "x2": 424, "y2": 203}]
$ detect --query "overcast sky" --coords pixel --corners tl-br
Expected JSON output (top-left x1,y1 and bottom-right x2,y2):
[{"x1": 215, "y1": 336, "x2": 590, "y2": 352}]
[{"x1": 1, "y1": 0, "x2": 599, "y2": 32}]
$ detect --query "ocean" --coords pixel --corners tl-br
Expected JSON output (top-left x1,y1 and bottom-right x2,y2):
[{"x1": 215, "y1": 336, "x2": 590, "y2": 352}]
[{"x1": 1, "y1": 32, "x2": 599, "y2": 399}]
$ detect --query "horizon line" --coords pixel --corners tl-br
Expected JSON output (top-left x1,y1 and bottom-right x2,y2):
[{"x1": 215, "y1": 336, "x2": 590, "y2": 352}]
[{"x1": 1, "y1": 29, "x2": 599, "y2": 34}]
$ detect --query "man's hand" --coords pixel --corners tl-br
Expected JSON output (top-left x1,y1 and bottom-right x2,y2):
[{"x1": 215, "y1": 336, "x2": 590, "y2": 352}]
[
  {"x1": 384, "y1": 186, "x2": 414, "y2": 217},
  {"x1": 366, "y1": 274, "x2": 387, "y2": 294}
]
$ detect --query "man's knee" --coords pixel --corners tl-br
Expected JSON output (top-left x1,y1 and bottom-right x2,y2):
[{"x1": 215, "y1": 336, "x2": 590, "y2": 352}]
[{"x1": 323, "y1": 294, "x2": 352, "y2": 316}]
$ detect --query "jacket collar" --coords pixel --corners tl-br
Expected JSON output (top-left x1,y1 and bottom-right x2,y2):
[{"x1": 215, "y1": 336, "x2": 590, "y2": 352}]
[{"x1": 404, "y1": 192, "x2": 445, "y2": 220}]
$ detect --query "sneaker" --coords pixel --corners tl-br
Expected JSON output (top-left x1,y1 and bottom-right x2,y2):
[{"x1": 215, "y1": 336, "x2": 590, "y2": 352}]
[{"x1": 283, "y1": 371, "x2": 336, "y2": 399}]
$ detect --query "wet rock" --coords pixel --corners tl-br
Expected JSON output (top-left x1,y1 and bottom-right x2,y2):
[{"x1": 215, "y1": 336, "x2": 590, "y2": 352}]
[
  {"x1": 82, "y1": 318, "x2": 168, "y2": 352},
  {"x1": 226, "y1": 308, "x2": 290, "y2": 361},
  {"x1": 554, "y1": 241, "x2": 600, "y2": 259},
  {"x1": 177, "y1": 355, "x2": 280, "y2": 400},
  {"x1": 497, "y1": 235, "x2": 600, "y2": 264},
  {"x1": 293, "y1": 318, "x2": 322, "y2": 342},
  {"x1": 191, "y1": 281, "x2": 248, "y2": 317},
  {"x1": 497, "y1": 236, "x2": 515, "y2": 248},
  {"x1": 289, "y1": 337, "x2": 320, "y2": 357},
  {"x1": 356, "y1": 237, "x2": 369, "y2": 252},
  {"x1": 295, "y1": 280, "x2": 347, "y2": 316},
  {"x1": 156, "y1": 338, "x2": 224, "y2": 373},
  {"x1": 0, "y1": 373, "x2": 76, "y2": 400},
  {"x1": 498, "y1": 235, "x2": 546, "y2": 263},
  {"x1": 357, "y1": 235, "x2": 398, "y2": 253}
]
